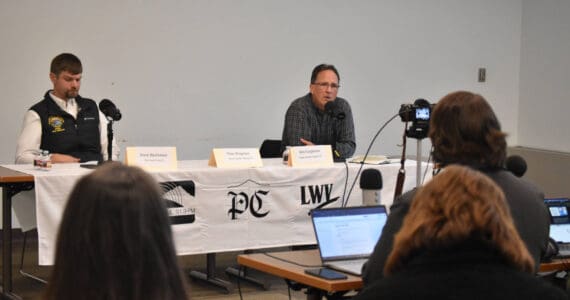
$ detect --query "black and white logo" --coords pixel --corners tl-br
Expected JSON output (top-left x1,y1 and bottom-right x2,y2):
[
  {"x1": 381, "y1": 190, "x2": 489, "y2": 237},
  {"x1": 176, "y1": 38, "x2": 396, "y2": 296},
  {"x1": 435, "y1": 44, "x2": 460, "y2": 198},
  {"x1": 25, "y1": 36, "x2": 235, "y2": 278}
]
[
  {"x1": 300, "y1": 183, "x2": 339, "y2": 209},
  {"x1": 227, "y1": 190, "x2": 270, "y2": 220},
  {"x1": 160, "y1": 180, "x2": 196, "y2": 225}
]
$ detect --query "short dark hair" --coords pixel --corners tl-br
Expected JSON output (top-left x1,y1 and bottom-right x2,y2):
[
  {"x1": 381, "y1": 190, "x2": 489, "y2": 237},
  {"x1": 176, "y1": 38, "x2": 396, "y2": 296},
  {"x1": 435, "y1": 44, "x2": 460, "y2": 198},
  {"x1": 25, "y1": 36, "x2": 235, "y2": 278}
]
[
  {"x1": 50, "y1": 53, "x2": 82, "y2": 76},
  {"x1": 310, "y1": 64, "x2": 340, "y2": 83},
  {"x1": 429, "y1": 91, "x2": 507, "y2": 168},
  {"x1": 44, "y1": 163, "x2": 189, "y2": 300}
]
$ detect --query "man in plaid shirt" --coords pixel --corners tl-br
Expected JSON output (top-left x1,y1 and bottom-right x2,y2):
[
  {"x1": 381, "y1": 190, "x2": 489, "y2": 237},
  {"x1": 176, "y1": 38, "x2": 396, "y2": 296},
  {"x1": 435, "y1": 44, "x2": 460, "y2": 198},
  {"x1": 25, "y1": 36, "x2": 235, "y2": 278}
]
[{"x1": 281, "y1": 64, "x2": 356, "y2": 159}]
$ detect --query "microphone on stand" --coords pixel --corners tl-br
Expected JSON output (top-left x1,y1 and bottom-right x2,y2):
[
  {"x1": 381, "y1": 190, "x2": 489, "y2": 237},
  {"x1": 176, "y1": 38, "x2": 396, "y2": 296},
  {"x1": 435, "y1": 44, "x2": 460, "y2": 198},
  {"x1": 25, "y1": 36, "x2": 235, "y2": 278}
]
[
  {"x1": 506, "y1": 155, "x2": 527, "y2": 177},
  {"x1": 360, "y1": 169, "x2": 383, "y2": 206},
  {"x1": 99, "y1": 99, "x2": 122, "y2": 121},
  {"x1": 325, "y1": 100, "x2": 346, "y2": 162},
  {"x1": 325, "y1": 100, "x2": 346, "y2": 120},
  {"x1": 99, "y1": 99, "x2": 121, "y2": 162}
]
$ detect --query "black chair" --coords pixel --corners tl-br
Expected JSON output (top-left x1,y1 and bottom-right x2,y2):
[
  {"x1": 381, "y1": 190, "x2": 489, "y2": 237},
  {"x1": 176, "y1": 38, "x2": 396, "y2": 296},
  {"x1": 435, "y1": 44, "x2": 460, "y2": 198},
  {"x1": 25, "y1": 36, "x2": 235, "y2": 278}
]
[{"x1": 259, "y1": 139, "x2": 283, "y2": 158}]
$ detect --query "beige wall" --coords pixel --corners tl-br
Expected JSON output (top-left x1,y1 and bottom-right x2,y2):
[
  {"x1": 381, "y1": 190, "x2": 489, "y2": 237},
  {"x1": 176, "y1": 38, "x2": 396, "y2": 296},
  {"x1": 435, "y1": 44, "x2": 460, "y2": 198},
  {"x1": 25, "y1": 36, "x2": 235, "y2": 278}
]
[{"x1": 508, "y1": 146, "x2": 570, "y2": 198}]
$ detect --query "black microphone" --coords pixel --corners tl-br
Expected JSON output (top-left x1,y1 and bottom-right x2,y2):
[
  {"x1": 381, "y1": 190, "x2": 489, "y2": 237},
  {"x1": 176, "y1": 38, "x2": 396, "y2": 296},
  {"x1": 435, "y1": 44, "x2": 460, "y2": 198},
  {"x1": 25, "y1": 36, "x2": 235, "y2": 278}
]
[
  {"x1": 360, "y1": 169, "x2": 383, "y2": 206},
  {"x1": 99, "y1": 99, "x2": 122, "y2": 121},
  {"x1": 506, "y1": 155, "x2": 527, "y2": 177},
  {"x1": 325, "y1": 100, "x2": 346, "y2": 120}
]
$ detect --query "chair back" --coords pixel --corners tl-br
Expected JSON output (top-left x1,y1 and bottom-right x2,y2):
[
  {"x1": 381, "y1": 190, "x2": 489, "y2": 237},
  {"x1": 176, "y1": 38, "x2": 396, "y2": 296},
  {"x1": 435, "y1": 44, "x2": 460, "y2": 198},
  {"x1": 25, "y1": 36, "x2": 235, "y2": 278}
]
[{"x1": 260, "y1": 139, "x2": 283, "y2": 158}]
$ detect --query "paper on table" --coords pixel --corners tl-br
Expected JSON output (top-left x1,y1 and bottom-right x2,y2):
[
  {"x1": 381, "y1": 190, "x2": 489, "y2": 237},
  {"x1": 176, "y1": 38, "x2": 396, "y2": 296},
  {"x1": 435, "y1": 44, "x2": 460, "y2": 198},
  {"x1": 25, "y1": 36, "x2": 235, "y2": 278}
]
[{"x1": 349, "y1": 155, "x2": 389, "y2": 165}]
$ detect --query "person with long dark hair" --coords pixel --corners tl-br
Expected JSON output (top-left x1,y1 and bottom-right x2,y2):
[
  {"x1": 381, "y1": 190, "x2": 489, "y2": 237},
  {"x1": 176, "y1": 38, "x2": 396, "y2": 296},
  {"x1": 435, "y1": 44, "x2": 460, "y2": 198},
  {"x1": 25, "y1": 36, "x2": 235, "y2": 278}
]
[{"x1": 44, "y1": 162, "x2": 189, "y2": 300}]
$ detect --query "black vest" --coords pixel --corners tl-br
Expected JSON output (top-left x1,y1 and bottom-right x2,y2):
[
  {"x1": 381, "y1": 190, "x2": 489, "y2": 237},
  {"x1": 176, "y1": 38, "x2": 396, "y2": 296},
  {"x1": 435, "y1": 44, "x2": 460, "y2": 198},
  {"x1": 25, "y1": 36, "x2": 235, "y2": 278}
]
[{"x1": 31, "y1": 91, "x2": 103, "y2": 163}]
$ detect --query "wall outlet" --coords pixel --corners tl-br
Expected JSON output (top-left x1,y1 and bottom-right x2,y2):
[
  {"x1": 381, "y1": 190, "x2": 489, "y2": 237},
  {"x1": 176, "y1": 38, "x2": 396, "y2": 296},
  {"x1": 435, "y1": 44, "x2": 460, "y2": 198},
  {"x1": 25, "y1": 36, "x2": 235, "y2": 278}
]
[{"x1": 478, "y1": 68, "x2": 486, "y2": 82}]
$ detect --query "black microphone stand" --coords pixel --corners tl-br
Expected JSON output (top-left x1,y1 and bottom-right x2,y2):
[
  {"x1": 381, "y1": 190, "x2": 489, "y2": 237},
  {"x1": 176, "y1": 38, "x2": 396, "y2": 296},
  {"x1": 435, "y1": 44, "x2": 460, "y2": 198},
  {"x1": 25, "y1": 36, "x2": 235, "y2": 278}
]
[
  {"x1": 81, "y1": 117, "x2": 115, "y2": 169},
  {"x1": 106, "y1": 118, "x2": 114, "y2": 162},
  {"x1": 328, "y1": 103, "x2": 345, "y2": 162},
  {"x1": 331, "y1": 118, "x2": 344, "y2": 162}
]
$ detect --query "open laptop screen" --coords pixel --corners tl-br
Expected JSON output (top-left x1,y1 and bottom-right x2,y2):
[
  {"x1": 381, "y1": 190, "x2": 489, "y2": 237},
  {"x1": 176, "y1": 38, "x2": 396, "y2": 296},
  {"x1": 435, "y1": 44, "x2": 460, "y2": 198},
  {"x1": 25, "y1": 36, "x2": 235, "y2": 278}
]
[
  {"x1": 550, "y1": 224, "x2": 570, "y2": 243},
  {"x1": 544, "y1": 197, "x2": 570, "y2": 224},
  {"x1": 544, "y1": 198, "x2": 570, "y2": 243},
  {"x1": 311, "y1": 205, "x2": 387, "y2": 261}
]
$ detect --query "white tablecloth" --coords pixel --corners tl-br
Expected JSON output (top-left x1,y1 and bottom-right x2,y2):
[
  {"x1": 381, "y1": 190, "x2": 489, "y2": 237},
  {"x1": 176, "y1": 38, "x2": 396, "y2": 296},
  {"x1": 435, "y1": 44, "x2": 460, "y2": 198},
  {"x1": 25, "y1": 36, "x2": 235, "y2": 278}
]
[{"x1": 4, "y1": 158, "x2": 425, "y2": 265}]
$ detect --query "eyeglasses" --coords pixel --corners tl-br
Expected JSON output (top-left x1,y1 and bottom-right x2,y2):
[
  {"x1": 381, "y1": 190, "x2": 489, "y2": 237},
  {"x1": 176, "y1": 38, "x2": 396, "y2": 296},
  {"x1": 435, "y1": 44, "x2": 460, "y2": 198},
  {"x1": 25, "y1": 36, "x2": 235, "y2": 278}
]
[{"x1": 312, "y1": 82, "x2": 340, "y2": 90}]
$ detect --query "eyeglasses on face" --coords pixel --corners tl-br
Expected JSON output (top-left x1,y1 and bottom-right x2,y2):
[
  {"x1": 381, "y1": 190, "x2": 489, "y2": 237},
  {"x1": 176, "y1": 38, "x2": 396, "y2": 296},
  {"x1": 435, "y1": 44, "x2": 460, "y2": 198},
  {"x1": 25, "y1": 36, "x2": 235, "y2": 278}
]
[{"x1": 312, "y1": 82, "x2": 340, "y2": 89}]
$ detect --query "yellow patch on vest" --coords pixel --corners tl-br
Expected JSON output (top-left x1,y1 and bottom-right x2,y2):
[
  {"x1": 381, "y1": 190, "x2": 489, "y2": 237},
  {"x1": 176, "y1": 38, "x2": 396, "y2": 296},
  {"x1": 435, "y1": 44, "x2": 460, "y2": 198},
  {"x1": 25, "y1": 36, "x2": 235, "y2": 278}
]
[{"x1": 48, "y1": 116, "x2": 65, "y2": 133}]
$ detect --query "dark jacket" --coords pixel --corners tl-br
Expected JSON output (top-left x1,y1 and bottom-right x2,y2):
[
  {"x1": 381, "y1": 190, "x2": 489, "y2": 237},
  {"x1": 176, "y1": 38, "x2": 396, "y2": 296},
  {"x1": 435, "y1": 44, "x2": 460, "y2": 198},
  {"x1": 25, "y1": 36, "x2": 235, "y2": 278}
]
[
  {"x1": 354, "y1": 242, "x2": 567, "y2": 300},
  {"x1": 31, "y1": 91, "x2": 102, "y2": 163},
  {"x1": 362, "y1": 169, "x2": 550, "y2": 285}
]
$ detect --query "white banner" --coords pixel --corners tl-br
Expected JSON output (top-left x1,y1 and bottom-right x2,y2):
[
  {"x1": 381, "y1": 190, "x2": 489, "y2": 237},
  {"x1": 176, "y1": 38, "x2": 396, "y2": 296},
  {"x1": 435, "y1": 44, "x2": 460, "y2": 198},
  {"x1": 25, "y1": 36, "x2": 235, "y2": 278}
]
[{"x1": 3, "y1": 159, "x2": 426, "y2": 265}]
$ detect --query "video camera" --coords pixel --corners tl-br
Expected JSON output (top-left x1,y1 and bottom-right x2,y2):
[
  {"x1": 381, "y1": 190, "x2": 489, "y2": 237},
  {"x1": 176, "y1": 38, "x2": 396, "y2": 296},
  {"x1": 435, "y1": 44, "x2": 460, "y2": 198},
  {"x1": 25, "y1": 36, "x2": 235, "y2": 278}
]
[{"x1": 399, "y1": 98, "x2": 432, "y2": 139}]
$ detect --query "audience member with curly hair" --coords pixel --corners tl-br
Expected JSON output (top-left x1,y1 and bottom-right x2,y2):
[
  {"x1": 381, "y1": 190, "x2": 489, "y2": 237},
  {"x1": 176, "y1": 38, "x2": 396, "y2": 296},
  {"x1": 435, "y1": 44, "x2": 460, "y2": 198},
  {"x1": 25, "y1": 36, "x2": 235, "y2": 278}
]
[{"x1": 355, "y1": 165, "x2": 566, "y2": 300}]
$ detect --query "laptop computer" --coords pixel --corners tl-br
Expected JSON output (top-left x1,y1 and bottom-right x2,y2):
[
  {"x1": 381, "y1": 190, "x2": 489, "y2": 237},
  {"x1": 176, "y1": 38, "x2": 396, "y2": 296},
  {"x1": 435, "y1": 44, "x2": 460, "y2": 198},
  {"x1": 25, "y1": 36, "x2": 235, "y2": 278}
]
[
  {"x1": 544, "y1": 198, "x2": 570, "y2": 257},
  {"x1": 310, "y1": 205, "x2": 388, "y2": 276}
]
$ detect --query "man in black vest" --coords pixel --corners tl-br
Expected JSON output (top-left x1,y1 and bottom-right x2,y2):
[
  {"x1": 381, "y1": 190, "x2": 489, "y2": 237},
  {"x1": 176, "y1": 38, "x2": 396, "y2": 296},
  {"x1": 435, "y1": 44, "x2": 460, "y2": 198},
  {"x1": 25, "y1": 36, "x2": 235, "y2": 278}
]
[
  {"x1": 13, "y1": 53, "x2": 119, "y2": 234},
  {"x1": 16, "y1": 53, "x2": 117, "y2": 164}
]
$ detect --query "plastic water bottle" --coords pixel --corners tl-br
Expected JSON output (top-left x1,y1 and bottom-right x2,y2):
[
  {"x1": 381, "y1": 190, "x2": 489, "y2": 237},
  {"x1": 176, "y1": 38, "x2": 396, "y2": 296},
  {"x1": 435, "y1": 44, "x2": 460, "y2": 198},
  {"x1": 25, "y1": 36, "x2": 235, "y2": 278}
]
[
  {"x1": 40, "y1": 150, "x2": 52, "y2": 170},
  {"x1": 33, "y1": 150, "x2": 43, "y2": 170}
]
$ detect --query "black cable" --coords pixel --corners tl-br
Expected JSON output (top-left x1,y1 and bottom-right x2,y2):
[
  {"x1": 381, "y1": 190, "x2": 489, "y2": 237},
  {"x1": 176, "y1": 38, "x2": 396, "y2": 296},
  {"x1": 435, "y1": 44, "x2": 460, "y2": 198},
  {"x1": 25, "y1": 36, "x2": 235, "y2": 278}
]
[
  {"x1": 340, "y1": 160, "x2": 349, "y2": 206},
  {"x1": 343, "y1": 111, "x2": 402, "y2": 207},
  {"x1": 237, "y1": 265, "x2": 244, "y2": 300},
  {"x1": 343, "y1": 162, "x2": 366, "y2": 207}
]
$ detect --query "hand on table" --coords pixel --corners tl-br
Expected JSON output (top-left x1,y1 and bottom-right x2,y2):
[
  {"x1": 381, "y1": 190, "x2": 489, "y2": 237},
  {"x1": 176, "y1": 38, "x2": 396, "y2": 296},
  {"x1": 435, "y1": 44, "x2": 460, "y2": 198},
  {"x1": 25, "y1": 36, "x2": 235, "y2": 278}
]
[{"x1": 50, "y1": 153, "x2": 80, "y2": 163}]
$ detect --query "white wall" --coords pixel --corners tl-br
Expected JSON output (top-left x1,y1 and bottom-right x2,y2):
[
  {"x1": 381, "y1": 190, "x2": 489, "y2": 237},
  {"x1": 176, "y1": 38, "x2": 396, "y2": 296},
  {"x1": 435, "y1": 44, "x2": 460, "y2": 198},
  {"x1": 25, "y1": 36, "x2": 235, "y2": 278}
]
[
  {"x1": 519, "y1": 0, "x2": 570, "y2": 152},
  {"x1": 0, "y1": 0, "x2": 523, "y2": 163}
]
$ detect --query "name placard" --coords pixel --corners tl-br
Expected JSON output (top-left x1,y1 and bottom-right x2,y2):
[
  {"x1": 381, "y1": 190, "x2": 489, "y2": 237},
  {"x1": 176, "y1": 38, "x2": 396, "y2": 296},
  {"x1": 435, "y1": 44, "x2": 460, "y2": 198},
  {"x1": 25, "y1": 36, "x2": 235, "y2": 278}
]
[
  {"x1": 208, "y1": 148, "x2": 263, "y2": 168},
  {"x1": 288, "y1": 145, "x2": 334, "y2": 167},
  {"x1": 125, "y1": 147, "x2": 178, "y2": 171}
]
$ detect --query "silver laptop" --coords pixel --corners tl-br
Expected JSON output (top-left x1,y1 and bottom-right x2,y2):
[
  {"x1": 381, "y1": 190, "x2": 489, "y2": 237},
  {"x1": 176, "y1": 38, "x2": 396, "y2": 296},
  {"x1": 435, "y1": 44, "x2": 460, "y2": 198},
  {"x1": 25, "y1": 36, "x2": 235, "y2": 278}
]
[
  {"x1": 544, "y1": 198, "x2": 570, "y2": 257},
  {"x1": 310, "y1": 205, "x2": 388, "y2": 276}
]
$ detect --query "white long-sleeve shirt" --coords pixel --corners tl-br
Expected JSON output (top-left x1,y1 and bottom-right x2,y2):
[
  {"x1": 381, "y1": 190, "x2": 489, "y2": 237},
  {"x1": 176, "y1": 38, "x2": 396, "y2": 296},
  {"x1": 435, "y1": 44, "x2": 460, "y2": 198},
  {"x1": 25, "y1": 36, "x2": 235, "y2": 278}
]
[{"x1": 15, "y1": 92, "x2": 120, "y2": 164}]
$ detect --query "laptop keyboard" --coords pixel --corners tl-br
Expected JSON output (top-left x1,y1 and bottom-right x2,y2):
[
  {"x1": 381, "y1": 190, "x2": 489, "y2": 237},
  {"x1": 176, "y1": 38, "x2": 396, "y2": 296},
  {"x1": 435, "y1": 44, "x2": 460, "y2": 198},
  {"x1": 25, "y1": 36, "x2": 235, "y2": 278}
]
[
  {"x1": 327, "y1": 259, "x2": 368, "y2": 276},
  {"x1": 560, "y1": 244, "x2": 570, "y2": 252},
  {"x1": 335, "y1": 259, "x2": 368, "y2": 267}
]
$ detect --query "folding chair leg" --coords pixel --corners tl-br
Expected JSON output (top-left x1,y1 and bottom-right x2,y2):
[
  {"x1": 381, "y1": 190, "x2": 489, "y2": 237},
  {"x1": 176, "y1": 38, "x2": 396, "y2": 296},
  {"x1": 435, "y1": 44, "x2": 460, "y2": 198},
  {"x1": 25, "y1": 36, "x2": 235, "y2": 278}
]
[{"x1": 19, "y1": 231, "x2": 47, "y2": 284}]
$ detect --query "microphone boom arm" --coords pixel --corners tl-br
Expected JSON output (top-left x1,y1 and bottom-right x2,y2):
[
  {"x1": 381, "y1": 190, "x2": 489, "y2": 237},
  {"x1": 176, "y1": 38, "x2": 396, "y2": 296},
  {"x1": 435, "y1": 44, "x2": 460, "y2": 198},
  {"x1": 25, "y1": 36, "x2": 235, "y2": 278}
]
[{"x1": 343, "y1": 112, "x2": 400, "y2": 207}]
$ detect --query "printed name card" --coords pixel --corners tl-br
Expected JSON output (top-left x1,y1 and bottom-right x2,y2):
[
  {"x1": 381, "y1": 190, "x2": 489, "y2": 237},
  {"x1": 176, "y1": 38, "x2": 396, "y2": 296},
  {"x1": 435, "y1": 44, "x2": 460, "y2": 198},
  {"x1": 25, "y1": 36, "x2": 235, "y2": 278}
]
[
  {"x1": 208, "y1": 148, "x2": 263, "y2": 168},
  {"x1": 125, "y1": 147, "x2": 178, "y2": 171},
  {"x1": 288, "y1": 145, "x2": 334, "y2": 167}
]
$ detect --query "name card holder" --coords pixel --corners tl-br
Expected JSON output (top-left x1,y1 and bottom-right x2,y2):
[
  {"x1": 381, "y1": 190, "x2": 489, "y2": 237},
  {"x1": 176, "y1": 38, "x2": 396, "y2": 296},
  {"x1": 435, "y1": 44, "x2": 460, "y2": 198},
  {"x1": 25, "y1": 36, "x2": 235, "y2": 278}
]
[
  {"x1": 125, "y1": 147, "x2": 178, "y2": 171},
  {"x1": 208, "y1": 148, "x2": 263, "y2": 168},
  {"x1": 288, "y1": 145, "x2": 334, "y2": 167}
]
